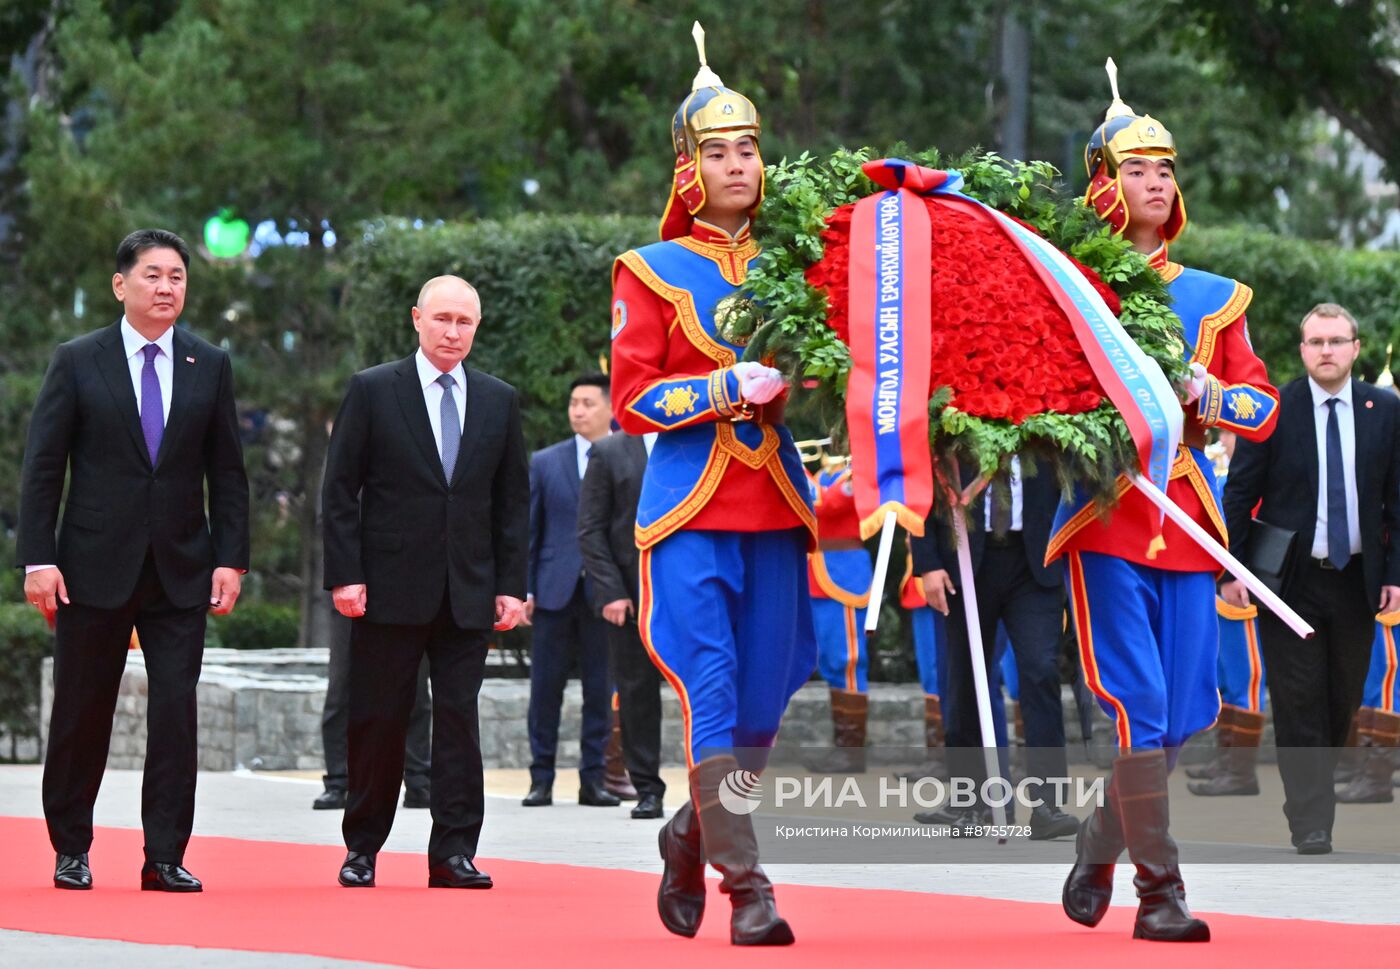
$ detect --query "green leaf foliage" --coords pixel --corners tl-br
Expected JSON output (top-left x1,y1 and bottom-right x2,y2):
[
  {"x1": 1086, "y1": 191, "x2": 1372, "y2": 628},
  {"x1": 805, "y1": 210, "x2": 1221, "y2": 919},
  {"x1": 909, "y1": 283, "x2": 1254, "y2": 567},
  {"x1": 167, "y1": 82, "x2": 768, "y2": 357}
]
[
  {"x1": 341, "y1": 214, "x2": 653, "y2": 449},
  {"x1": 1174, "y1": 226, "x2": 1400, "y2": 386},
  {"x1": 0, "y1": 604, "x2": 53, "y2": 754}
]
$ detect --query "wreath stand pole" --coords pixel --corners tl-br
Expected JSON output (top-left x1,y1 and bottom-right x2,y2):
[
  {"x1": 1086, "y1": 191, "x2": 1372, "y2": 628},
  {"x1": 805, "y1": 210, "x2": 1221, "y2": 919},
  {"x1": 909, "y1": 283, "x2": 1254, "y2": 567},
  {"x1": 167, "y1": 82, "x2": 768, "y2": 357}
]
[
  {"x1": 949, "y1": 472, "x2": 1009, "y2": 840},
  {"x1": 1129, "y1": 474, "x2": 1314, "y2": 638},
  {"x1": 863, "y1": 511, "x2": 898, "y2": 632}
]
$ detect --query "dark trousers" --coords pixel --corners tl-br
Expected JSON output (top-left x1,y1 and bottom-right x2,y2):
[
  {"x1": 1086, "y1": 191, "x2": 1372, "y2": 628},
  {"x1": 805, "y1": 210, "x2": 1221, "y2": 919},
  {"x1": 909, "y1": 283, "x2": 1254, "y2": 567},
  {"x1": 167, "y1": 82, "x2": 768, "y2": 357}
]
[
  {"x1": 528, "y1": 583, "x2": 610, "y2": 787},
  {"x1": 343, "y1": 593, "x2": 489, "y2": 863},
  {"x1": 1258, "y1": 556, "x2": 1374, "y2": 840},
  {"x1": 44, "y1": 551, "x2": 207, "y2": 863},
  {"x1": 607, "y1": 618, "x2": 665, "y2": 798},
  {"x1": 943, "y1": 538, "x2": 1068, "y2": 806},
  {"x1": 321, "y1": 610, "x2": 430, "y2": 793}
]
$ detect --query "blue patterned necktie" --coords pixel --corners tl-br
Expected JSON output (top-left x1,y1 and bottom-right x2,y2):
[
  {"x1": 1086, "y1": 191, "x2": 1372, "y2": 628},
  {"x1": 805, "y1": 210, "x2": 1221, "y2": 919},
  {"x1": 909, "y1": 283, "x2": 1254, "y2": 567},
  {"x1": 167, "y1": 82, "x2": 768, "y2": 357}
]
[
  {"x1": 1324, "y1": 397, "x2": 1350, "y2": 570},
  {"x1": 437, "y1": 372, "x2": 459, "y2": 481},
  {"x1": 139, "y1": 343, "x2": 163, "y2": 466}
]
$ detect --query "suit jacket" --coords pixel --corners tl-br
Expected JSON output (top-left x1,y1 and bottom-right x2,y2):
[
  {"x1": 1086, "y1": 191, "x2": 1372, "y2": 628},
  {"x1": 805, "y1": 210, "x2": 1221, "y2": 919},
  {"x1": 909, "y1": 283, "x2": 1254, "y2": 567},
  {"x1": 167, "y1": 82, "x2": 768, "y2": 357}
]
[
  {"x1": 16, "y1": 320, "x2": 249, "y2": 610},
  {"x1": 1223, "y1": 376, "x2": 1400, "y2": 605},
  {"x1": 577, "y1": 432, "x2": 648, "y2": 612},
  {"x1": 910, "y1": 464, "x2": 1063, "y2": 590},
  {"x1": 321, "y1": 356, "x2": 528, "y2": 629},
  {"x1": 528, "y1": 437, "x2": 593, "y2": 611}
]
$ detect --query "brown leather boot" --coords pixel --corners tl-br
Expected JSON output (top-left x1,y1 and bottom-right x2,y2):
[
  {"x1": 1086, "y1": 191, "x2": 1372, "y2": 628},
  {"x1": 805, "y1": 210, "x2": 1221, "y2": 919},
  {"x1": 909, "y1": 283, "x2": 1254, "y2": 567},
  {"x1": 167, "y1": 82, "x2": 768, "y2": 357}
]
[
  {"x1": 1338, "y1": 708, "x2": 1399, "y2": 804},
  {"x1": 1116, "y1": 750, "x2": 1210, "y2": 942},
  {"x1": 692, "y1": 756, "x2": 794, "y2": 946},
  {"x1": 604, "y1": 709, "x2": 638, "y2": 801},
  {"x1": 1184, "y1": 713, "x2": 1227, "y2": 780},
  {"x1": 895, "y1": 695, "x2": 946, "y2": 781},
  {"x1": 656, "y1": 798, "x2": 706, "y2": 937},
  {"x1": 1188, "y1": 706, "x2": 1263, "y2": 796},
  {"x1": 805, "y1": 689, "x2": 868, "y2": 774},
  {"x1": 1334, "y1": 709, "x2": 1364, "y2": 784},
  {"x1": 1062, "y1": 772, "x2": 1125, "y2": 927}
]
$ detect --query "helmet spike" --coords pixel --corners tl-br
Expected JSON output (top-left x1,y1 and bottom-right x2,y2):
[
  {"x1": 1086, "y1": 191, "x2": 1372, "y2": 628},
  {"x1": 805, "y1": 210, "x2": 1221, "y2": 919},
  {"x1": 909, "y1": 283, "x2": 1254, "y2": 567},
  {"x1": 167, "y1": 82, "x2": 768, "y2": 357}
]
[
  {"x1": 691, "y1": 21, "x2": 724, "y2": 90},
  {"x1": 1103, "y1": 57, "x2": 1135, "y2": 121},
  {"x1": 1378, "y1": 342, "x2": 1395, "y2": 390}
]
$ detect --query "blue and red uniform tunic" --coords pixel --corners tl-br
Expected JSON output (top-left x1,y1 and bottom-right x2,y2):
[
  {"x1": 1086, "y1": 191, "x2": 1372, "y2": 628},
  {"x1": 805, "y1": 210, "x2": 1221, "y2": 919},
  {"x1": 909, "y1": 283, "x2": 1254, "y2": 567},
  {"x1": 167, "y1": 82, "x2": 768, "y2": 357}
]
[
  {"x1": 1048, "y1": 248, "x2": 1279, "y2": 750},
  {"x1": 611, "y1": 219, "x2": 817, "y2": 768},
  {"x1": 807, "y1": 464, "x2": 874, "y2": 693}
]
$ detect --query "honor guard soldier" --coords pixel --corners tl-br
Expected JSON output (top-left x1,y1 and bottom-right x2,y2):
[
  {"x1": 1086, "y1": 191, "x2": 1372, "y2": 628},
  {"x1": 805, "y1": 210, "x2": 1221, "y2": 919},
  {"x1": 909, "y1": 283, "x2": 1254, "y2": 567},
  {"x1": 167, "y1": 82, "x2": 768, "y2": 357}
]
[
  {"x1": 609, "y1": 23, "x2": 816, "y2": 947},
  {"x1": 1052, "y1": 61, "x2": 1279, "y2": 943}
]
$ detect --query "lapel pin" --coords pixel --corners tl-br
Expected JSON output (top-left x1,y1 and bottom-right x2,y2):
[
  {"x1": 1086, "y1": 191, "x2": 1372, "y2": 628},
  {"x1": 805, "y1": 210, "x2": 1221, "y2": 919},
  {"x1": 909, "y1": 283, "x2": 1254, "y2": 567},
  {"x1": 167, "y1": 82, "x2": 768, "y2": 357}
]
[
  {"x1": 1366, "y1": 400, "x2": 1374, "y2": 408},
  {"x1": 186, "y1": 356, "x2": 196, "y2": 364}
]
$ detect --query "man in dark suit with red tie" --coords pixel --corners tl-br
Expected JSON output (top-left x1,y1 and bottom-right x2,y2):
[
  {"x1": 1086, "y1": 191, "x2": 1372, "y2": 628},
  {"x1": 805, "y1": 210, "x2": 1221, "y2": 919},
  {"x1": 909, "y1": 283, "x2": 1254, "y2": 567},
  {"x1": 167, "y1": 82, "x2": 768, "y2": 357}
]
[
  {"x1": 18, "y1": 229, "x2": 250, "y2": 893},
  {"x1": 1223, "y1": 302, "x2": 1400, "y2": 854},
  {"x1": 322, "y1": 275, "x2": 528, "y2": 889}
]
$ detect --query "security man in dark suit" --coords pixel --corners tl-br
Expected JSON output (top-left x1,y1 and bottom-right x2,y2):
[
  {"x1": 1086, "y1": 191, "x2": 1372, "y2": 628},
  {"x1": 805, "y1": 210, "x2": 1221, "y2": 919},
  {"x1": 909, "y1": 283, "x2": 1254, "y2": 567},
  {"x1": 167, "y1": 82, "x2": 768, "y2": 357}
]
[
  {"x1": 1223, "y1": 302, "x2": 1400, "y2": 855},
  {"x1": 578, "y1": 429, "x2": 666, "y2": 819},
  {"x1": 322, "y1": 275, "x2": 528, "y2": 889},
  {"x1": 19, "y1": 229, "x2": 250, "y2": 893},
  {"x1": 522, "y1": 373, "x2": 618, "y2": 808},
  {"x1": 910, "y1": 457, "x2": 1079, "y2": 840}
]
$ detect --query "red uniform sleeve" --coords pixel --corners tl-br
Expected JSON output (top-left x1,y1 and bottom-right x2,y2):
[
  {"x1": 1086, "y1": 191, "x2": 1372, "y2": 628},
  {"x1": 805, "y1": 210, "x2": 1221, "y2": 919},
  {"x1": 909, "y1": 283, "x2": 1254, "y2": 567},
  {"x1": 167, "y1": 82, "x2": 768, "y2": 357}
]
[
  {"x1": 610, "y1": 259, "x2": 744, "y2": 434},
  {"x1": 1196, "y1": 314, "x2": 1279, "y2": 441}
]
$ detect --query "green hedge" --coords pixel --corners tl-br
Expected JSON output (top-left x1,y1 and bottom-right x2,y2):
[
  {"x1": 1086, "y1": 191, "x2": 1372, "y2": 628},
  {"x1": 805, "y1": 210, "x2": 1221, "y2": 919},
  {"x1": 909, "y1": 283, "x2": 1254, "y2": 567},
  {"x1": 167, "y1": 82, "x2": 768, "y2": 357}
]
[
  {"x1": 342, "y1": 214, "x2": 654, "y2": 451},
  {"x1": 0, "y1": 604, "x2": 52, "y2": 756},
  {"x1": 1174, "y1": 226, "x2": 1400, "y2": 385},
  {"x1": 207, "y1": 602, "x2": 300, "y2": 651}
]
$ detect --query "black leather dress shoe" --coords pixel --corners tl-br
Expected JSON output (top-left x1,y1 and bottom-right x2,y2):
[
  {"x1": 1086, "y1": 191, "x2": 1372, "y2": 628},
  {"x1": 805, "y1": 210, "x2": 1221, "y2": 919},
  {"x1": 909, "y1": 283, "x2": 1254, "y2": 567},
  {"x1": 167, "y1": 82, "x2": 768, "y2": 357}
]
[
  {"x1": 1028, "y1": 805, "x2": 1081, "y2": 841},
  {"x1": 579, "y1": 781, "x2": 622, "y2": 807},
  {"x1": 141, "y1": 862, "x2": 203, "y2": 892},
  {"x1": 54, "y1": 853, "x2": 92, "y2": 890},
  {"x1": 312, "y1": 788, "x2": 347, "y2": 810},
  {"x1": 913, "y1": 804, "x2": 989, "y2": 833},
  {"x1": 338, "y1": 851, "x2": 376, "y2": 887},
  {"x1": 522, "y1": 782, "x2": 553, "y2": 807},
  {"x1": 1296, "y1": 831, "x2": 1333, "y2": 855},
  {"x1": 402, "y1": 786, "x2": 431, "y2": 809},
  {"x1": 428, "y1": 854, "x2": 493, "y2": 889},
  {"x1": 631, "y1": 793, "x2": 665, "y2": 819}
]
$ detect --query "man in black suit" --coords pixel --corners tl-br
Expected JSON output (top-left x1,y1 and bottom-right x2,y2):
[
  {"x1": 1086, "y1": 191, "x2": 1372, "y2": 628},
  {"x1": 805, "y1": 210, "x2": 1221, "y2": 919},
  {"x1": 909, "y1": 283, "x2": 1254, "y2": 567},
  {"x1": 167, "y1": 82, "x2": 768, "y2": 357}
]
[
  {"x1": 18, "y1": 229, "x2": 249, "y2": 892},
  {"x1": 577, "y1": 429, "x2": 666, "y2": 819},
  {"x1": 322, "y1": 275, "x2": 528, "y2": 889},
  {"x1": 910, "y1": 457, "x2": 1079, "y2": 840},
  {"x1": 1223, "y1": 302, "x2": 1400, "y2": 855},
  {"x1": 521, "y1": 374, "x2": 617, "y2": 808}
]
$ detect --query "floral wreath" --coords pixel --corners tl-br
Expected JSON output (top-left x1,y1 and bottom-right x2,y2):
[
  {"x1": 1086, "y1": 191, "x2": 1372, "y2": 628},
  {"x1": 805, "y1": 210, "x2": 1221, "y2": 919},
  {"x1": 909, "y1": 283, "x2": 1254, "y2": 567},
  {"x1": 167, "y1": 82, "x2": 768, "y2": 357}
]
[{"x1": 720, "y1": 146, "x2": 1190, "y2": 508}]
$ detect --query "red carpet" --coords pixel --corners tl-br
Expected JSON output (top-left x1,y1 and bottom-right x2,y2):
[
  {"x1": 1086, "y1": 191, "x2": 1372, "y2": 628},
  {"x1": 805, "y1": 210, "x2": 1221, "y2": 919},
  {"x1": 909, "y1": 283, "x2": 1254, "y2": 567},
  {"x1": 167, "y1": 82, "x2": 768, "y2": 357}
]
[{"x1": 0, "y1": 815, "x2": 1389, "y2": 967}]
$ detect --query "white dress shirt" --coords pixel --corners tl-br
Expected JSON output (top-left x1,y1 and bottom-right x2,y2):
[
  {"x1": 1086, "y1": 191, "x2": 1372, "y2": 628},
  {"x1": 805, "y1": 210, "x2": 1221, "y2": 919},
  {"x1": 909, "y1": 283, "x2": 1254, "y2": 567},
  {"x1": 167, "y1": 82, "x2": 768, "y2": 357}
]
[
  {"x1": 574, "y1": 434, "x2": 593, "y2": 480},
  {"x1": 415, "y1": 350, "x2": 466, "y2": 455},
  {"x1": 121, "y1": 316, "x2": 174, "y2": 425},
  {"x1": 643, "y1": 432, "x2": 658, "y2": 456},
  {"x1": 1308, "y1": 377, "x2": 1362, "y2": 559},
  {"x1": 984, "y1": 455, "x2": 1025, "y2": 533}
]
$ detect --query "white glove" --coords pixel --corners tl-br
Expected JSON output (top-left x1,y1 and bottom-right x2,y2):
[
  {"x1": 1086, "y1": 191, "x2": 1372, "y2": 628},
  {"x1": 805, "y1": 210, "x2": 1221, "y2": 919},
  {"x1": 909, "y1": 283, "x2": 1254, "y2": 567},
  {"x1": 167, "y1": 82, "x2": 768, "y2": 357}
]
[
  {"x1": 1182, "y1": 362, "x2": 1209, "y2": 405},
  {"x1": 732, "y1": 362, "x2": 786, "y2": 405}
]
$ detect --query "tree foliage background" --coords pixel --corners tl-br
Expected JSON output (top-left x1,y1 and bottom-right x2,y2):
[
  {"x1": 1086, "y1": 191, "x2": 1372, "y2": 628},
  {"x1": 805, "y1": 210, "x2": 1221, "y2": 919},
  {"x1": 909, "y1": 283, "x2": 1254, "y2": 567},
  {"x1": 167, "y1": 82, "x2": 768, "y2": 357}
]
[{"x1": 1, "y1": 0, "x2": 1397, "y2": 665}]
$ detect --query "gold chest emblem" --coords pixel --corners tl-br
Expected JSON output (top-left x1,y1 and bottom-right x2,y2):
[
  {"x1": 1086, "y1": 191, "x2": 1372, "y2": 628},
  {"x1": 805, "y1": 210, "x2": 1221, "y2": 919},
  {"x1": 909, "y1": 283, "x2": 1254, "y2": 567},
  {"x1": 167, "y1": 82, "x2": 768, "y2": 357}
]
[
  {"x1": 714, "y1": 293, "x2": 752, "y2": 347},
  {"x1": 656, "y1": 386, "x2": 701, "y2": 418},
  {"x1": 1228, "y1": 391, "x2": 1260, "y2": 422}
]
